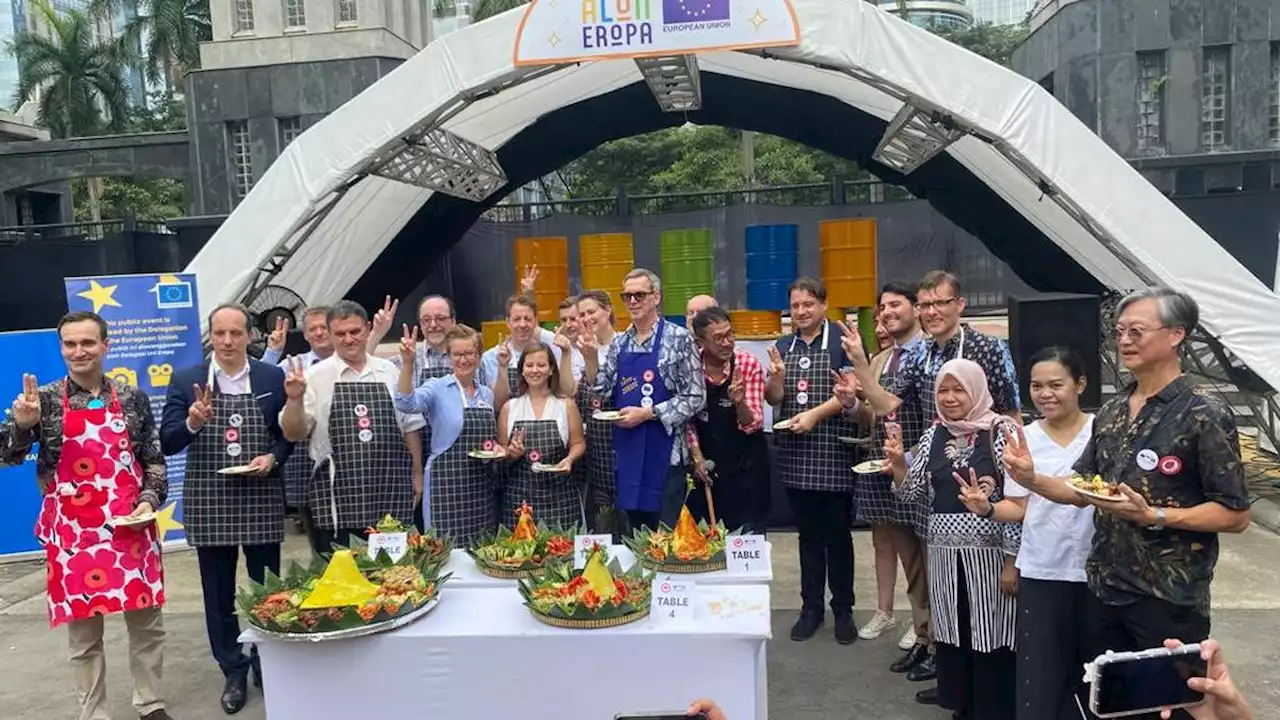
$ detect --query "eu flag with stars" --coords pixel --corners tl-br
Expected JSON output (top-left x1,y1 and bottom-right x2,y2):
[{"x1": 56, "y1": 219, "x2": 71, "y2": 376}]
[{"x1": 664, "y1": 0, "x2": 729, "y2": 23}]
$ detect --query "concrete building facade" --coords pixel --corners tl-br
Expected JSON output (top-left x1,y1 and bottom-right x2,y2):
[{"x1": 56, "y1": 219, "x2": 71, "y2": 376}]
[{"x1": 875, "y1": 0, "x2": 974, "y2": 30}]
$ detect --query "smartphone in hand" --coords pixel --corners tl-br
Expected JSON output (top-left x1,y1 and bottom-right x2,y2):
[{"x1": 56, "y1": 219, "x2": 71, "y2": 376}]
[{"x1": 1087, "y1": 644, "x2": 1209, "y2": 718}]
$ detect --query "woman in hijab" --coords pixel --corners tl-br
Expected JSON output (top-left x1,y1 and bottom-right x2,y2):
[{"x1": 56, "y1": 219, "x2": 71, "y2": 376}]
[{"x1": 884, "y1": 358, "x2": 1028, "y2": 720}]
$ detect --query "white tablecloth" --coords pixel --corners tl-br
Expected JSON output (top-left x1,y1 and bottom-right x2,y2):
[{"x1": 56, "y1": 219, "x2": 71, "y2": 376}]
[
  {"x1": 242, "y1": 584, "x2": 770, "y2": 720},
  {"x1": 443, "y1": 543, "x2": 773, "y2": 588}
]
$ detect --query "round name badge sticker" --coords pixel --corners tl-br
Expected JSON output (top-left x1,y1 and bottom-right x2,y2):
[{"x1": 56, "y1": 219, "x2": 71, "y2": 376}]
[
  {"x1": 591, "y1": 398, "x2": 602, "y2": 409},
  {"x1": 353, "y1": 404, "x2": 369, "y2": 418},
  {"x1": 886, "y1": 411, "x2": 898, "y2": 423},
  {"x1": 228, "y1": 413, "x2": 244, "y2": 428},
  {"x1": 1135, "y1": 448, "x2": 1158, "y2": 471},
  {"x1": 225, "y1": 428, "x2": 239, "y2": 444},
  {"x1": 641, "y1": 383, "x2": 654, "y2": 397},
  {"x1": 529, "y1": 450, "x2": 542, "y2": 463},
  {"x1": 642, "y1": 370, "x2": 655, "y2": 383},
  {"x1": 117, "y1": 438, "x2": 129, "y2": 450},
  {"x1": 226, "y1": 442, "x2": 242, "y2": 458},
  {"x1": 798, "y1": 356, "x2": 812, "y2": 371},
  {"x1": 797, "y1": 379, "x2": 809, "y2": 393},
  {"x1": 119, "y1": 451, "x2": 133, "y2": 466},
  {"x1": 640, "y1": 396, "x2": 654, "y2": 409},
  {"x1": 358, "y1": 429, "x2": 374, "y2": 443},
  {"x1": 796, "y1": 392, "x2": 809, "y2": 406},
  {"x1": 482, "y1": 439, "x2": 495, "y2": 451},
  {"x1": 109, "y1": 418, "x2": 126, "y2": 434},
  {"x1": 1158, "y1": 455, "x2": 1183, "y2": 476},
  {"x1": 357, "y1": 417, "x2": 372, "y2": 430}
]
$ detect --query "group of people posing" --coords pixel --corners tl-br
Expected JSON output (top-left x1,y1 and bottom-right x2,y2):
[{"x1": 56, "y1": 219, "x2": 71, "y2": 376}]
[{"x1": 0, "y1": 263, "x2": 1256, "y2": 720}]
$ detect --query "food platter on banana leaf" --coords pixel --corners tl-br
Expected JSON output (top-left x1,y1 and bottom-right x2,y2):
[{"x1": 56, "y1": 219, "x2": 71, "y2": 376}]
[
  {"x1": 339, "y1": 515, "x2": 452, "y2": 572},
  {"x1": 236, "y1": 547, "x2": 450, "y2": 642},
  {"x1": 623, "y1": 501, "x2": 735, "y2": 574},
  {"x1": 518, "y1": 544, "x2": 654, "y2": 629},
  {"x1": 467, "y1": 501, "x2": 577, "y2": 579}
]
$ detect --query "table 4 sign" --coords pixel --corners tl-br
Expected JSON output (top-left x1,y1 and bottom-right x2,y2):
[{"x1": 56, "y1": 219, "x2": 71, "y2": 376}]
[
  {"x1": 651, "y1": 579, "x2": 695, "y2": 625},
  {"x1": 726, "y1": 535, "x2": 765, "y2": 574},
  {"x1": 573, "y1": 534, "x2": 615, "y2": 569}
]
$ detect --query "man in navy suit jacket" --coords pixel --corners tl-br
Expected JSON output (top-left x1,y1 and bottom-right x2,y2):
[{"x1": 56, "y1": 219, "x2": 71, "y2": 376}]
[{"x1": 159, "y1": 303, "x2": 292, "y2": 715}]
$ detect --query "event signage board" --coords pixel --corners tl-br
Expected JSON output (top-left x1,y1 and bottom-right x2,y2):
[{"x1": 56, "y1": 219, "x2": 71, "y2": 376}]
[
  {"x1": 512, "y1": 0, "x2": 800, "y2": 66},
  {"x1": 64, "y1": 273, "x2": 202, "y2": 548},
  {"x1": 0, "y1": 329, "x2": 68, "y2": 559}
]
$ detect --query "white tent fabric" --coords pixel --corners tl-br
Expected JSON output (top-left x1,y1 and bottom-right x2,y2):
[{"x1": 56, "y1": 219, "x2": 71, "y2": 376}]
[{"x1": 185, "y1": 0, "x2": 1280, "y2": 392}]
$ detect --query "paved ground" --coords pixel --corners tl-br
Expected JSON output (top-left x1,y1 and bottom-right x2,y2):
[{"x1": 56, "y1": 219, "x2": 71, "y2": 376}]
[{"x1": 2, "y1": 527, "x2": 1279, "y2": 720}]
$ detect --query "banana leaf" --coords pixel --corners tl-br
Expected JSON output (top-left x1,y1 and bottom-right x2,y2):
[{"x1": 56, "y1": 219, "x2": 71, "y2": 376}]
[
  {"x1": 467, "y1": 521, "x2": 578, "y2": 571},
  {"x1": 622, "y1": 519, "x2": 737, "y2": 567},
  {"x1": 517, "y1": 557, "x2": 654, "y2": 620}
]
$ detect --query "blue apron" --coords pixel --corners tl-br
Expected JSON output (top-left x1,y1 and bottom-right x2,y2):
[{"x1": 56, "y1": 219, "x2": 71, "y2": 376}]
[{"x1": 612, "y1": 320, "x2": 675, "y2": 512}]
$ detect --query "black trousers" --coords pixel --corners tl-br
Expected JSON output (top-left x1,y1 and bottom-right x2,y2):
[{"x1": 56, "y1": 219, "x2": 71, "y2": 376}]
[
  {"x1": 785, "y1": 487, "x2": 855, "y2": 615},
  {"x1": 309, "y1": 526, "x2": 368, "y2": 556},
  {"x1": 625, "y1": 466, "x2": 689, "y2": 532},
  {"x1": 1088, "y1": 594, "x2": 1212, "y2": 720},
  {"x1": 935, "y1": 556, "x2": 1016, "y2": 720},
  {"x1": 1017, "y1": 578, "x2": 1097, "y2": 720},
  {"x1": 196, "y1": 544, "x2": 281, "y2": 678}
]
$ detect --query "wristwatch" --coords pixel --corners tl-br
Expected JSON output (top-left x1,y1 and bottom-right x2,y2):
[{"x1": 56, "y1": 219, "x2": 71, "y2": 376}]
[
  {"x1": 1147, "y1": 507, "x2": 1167, "y2": 531},
  {"x1": 981, "y1": 504, "x2": 996, "y2": 520}
]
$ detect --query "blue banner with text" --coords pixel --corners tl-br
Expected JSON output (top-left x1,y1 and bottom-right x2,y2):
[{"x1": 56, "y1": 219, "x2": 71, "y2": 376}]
[
  {"x1": 0, "y1": 330, "x2": 66, "y2": 558},
  {"x1": 64, "y1": 273, "x2": 202, "y2": 548}
]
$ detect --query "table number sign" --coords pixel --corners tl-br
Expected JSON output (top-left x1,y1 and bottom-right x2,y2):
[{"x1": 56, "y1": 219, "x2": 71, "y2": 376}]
[
  {"x1": 573, "y1": 534, "x2": 614, "y2": 568},
  {"x1": 368, "y1": 532, "x2": 409, "y2": 562},
  {"x1": 726, "y1": 535, "x2": 765, "y2": 574},
  {"x1": 651, "y1": 579, "x2": 695, "y2": 625}
]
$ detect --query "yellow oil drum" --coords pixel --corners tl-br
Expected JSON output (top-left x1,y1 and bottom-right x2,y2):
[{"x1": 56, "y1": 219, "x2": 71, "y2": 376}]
[
  {"x1": 818, "y1": 218, "x2": 877, "y2": 309},
  {"x1": 514, "y1": 236, "x2": 569, "y2": 322},
  {"x1": 481, "y1": 320, "x2": 507, "y2": 350},
  {"x1": 729, "y1": 309, "x2": 783, "y2": 338}
]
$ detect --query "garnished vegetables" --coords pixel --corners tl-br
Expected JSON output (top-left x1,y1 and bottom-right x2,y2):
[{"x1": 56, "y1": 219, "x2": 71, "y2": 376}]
[
  {"x1": 518, "y1": 545, "x2": 652, "y2": 623},
  {"x1": 467, "y1": 503, "x2": 576, "y2": 577}
]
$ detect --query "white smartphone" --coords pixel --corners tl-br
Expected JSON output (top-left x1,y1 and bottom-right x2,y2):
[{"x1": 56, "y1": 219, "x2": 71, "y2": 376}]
[{"x1": 1086, "y1": 644, "x2": 1208, "y2": 718}]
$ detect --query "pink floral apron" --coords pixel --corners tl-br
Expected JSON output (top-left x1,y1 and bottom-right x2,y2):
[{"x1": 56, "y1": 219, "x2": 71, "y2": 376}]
[{"x1": 35, "y1": 383, "x2": 166, "y2": 629}]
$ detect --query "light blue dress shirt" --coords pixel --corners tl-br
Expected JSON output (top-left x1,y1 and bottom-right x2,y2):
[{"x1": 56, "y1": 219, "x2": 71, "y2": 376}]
[{"x1": 393, "y1": 374, "x2": 495, "y2": 528}]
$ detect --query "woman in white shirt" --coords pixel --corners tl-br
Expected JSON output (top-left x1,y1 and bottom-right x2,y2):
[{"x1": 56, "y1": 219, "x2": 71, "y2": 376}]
[
  {"x1": 574, "y1": 290, "x2": 621, "y2": 533},
  {"x1": 499, "y1": 343, "x2": 587, "y2": 529}
]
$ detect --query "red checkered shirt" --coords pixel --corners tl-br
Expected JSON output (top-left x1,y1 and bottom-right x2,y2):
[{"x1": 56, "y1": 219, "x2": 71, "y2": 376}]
[{"x1": 687, "y1": 348, "x2": 766, "y2": 454}]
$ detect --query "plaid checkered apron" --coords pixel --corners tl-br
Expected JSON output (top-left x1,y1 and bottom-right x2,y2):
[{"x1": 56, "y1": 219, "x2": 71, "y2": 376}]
[
  {"x1": 282, "y1": 439, "x2": 311, "y2": 507},
  {"x1": 183, "y1": 387, "x2": 285, "y2": 546},
  {"x1": 427, "y1": 404, "x2": 499, "y2": 546},
  {"x1": 502, "y1": 418, "x2": 583, "y2": 530},
  {"x1": 856, "y1": 350, "x2": 915, "y2": 525},
  {"x1": 774, "y1": 328, "x2": 855, "y2": 493},
  {"x1": 310, "y1": 382, "x2": 414, "y2": 530},
  {"x1": 579, "y1": 389, "x2": 616, "y2": 496}
]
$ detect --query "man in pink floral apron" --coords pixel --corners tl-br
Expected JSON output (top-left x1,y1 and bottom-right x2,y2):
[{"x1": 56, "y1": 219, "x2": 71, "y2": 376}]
[{"x1": 0, "y1": 311, "x2": 171, "y2": 720}]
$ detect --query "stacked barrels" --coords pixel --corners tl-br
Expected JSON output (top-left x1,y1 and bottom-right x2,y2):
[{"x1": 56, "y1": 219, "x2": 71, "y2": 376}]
[
  {"x1": 513, "y1": 236, "x2": 569, "y2": 324},
  {"x1": 659, "y1": 228, "x2": 715, "y2": 321},
  {"x1": 819, "y1": 218, "x2": 878, "y2": 348},
  {"x1": 580, "y1": 232, "x2": 634, "y2": 331},
  {"x1": 737, "y1": 223, "x2": 798, "y2": 337}
]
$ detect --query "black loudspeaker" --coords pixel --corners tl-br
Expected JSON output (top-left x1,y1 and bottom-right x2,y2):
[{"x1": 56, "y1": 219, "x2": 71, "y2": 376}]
[{"x1": 1007, "y1": 293, "x2": 1103, "y2": 412}]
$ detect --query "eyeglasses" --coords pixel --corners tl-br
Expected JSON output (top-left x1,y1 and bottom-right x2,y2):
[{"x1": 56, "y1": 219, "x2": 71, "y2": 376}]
[
  {"x1": 1115, "y1": 325, "x2": 1168, "y2": 342},
  {"x1": 419, "y1": 315, "x2": 452, "y2": 325},
  {"x1": 620, "y1": 291, "x2": 653, "y2": 303},
  {"x1": 916, "y1": 297, "x2": 959, "y2": 312},
  {"x1": 450, "y1": 350, "x2": 478, "y2": 360}
]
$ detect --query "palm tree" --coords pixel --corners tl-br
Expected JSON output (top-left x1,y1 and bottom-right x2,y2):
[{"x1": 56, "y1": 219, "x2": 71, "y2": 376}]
[
  {"x1": 7, "y1": 0, "x2": 132, "y2": 138},
  {"x1": 90, "y1": 0, "x2": 212, "y2": 94}
]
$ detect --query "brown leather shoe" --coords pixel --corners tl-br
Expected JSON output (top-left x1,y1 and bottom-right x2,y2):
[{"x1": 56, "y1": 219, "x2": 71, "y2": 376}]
[{"x1": 141, "y1": 710, "x2": 173, "y2": 720}]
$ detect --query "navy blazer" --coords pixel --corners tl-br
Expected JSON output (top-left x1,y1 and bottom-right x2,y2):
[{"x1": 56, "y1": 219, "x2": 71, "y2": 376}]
[{"x1": 160, "y1": 359, "x2": 293, "y2": 472}]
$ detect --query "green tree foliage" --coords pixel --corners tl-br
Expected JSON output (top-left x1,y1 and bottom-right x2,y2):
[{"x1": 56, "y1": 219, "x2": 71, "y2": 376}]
[
  {"x1": 70, "y1": 94, "x2": 187, "y2": 221},
  {"x1": 933, "y1": 22, "x2": 1030, "y2": 68}
]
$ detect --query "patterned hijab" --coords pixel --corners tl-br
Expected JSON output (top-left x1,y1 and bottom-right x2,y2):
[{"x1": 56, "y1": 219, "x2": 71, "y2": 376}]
[{"x1": 934, "y1": 358, "x2": 1002, "y2": 436}]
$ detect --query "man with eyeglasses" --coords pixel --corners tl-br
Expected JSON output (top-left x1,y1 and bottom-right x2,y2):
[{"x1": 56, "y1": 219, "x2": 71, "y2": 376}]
[
  {"x1": 1002, "y1": 287, "x2": 1250, "y2": 719},
  {"x1": 585, "y1": 268, "x2": 705, "y2": 531},
  {"x1": 843, "y1": 270, "x2": 1020, "y2": 703}
]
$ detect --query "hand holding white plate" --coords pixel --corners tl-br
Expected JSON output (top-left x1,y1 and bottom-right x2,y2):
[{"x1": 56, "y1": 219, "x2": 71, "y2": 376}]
[
  {"x1": 772, "y1": 419, "x2": 793, "y2": 431},
  {"x1": 112, "y1": 511, "x2": 156, "y2": 528},
  {"x1": 852, "y1": 459, "x2": 891, "y2": 475},
  {"x1": 467, "y1": 449, "x2": 506, "y2": 461},
  {"x1": 592, "y1": 410, "x2": 623, "y2": 422},
  {"x1": 217, "y1": 465, "x2": 258, "y2": 476}
]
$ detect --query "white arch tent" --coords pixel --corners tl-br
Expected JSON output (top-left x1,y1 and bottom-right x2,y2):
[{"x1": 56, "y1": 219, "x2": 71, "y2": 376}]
[{"x1": 185, "y1": 0, "x2": 1280, "y2": 393}]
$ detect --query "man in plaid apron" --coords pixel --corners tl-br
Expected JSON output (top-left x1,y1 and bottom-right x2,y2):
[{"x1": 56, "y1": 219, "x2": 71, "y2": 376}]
[
  {"x1": 161, "y1": 303, "x2": 293, "y2": 714},
  {"x1": 280, "y1": 301, "x2": 427, "y2": 553},
  {"x1": 765, "y1": 277, "x2": 858, "y2": 644}
]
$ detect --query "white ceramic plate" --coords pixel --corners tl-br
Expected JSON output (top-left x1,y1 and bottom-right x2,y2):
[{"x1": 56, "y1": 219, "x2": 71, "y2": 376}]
[
  {"x1": 467, "y1": 449, "x2": 506, "y2": 460},
  {"x1": 1067, "y1": 483, "x2": 1124, "y2": 503},
  {"x1": 530, "y1": 462, "x2": 560, "y2": 473},
  {"x1": 592, "y1": 410, "x2": 624, "y2": 422},
  {"x1": 218, "y1": 465, "x2": 259, "y2": 475},
  {"x1": 852, "y1": 459, "x2": 891, "y2": 475},
  {"x1": 772, "y1": 420, "x2": 793, "y2": 431},
  {"x1": 111, "y1": 512, "x2": 156, "y2": 528}
]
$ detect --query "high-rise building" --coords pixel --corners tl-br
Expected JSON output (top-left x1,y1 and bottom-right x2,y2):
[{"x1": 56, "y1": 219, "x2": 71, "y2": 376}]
[
  {"x1": 0, "y1": 0, "x2": 29, "y2": 108},
  {"x1": 967, "y1": 0, "x2": 1031, "y2": 25},
  {"x1": 875, "y1": 0, "x2": 973, "y2": 31}
]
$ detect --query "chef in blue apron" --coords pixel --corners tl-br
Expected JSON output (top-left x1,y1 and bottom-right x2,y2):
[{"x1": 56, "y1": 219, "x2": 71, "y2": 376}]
[{"x1": 589, "y1": 268, "x2": 705, "y2": 531}]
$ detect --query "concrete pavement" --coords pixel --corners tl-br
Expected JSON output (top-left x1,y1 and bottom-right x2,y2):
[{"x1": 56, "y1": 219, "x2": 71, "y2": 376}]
[{"x1": 2, "y1": 527, "x2": 1278, "y2": 719}]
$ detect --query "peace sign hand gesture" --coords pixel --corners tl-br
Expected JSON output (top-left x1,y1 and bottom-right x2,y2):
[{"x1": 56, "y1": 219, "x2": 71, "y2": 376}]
[
  {"x1": 883, "y1": 422, "x2": 906, "y2": 476},
  {"x1": 831, "y1": 369, "x2": 860, "y2": 406},
  {"x1": 551, "y1": 326, "x2": 572, "y2": 352},
  {"x1": 766, "y1": 345, "x2": 785, "y2": 378},
  {"x1": 496, "y1": 339, "x2": 512, "y2": 368},
  {"x1": 519, "y1": 265, "x2": 539, "y2": 294},
  {"x1": 267, "y1": 316, "x2": 290, "y2": 351},
  {"x1": 1001, "y1": 424, "x2": 1035, "y2": 486},
  {"x1": 371, "y1": 296, "x2": 399, "y2": 342},
  {"x1": 727, "y1": 366, "x2": 746, "y2": 405},
  {"x1": 836, "y1": 320, "x2": 869, "y2": 369},
  {"x1": 188, "y1": 383, "x2": 214, "y2": 432},
  {"x1": 399, "y1": 323, "x2": 420, "y2": 365},
  {"x1": 11, "y1": 374, "x2": 41, "y2": 429},
  {"x1": 506, "y1": 427, "x2": 526, "y2": 460},
  {"x1": 954, "y1": 467, "x2": 994, "y2": 517},
  {"x1": 576, "y1": 331, "x2": 598, "y2": 356},
  {"x1": 284, "y1": 356, "x2": 308, "y2": 400}
]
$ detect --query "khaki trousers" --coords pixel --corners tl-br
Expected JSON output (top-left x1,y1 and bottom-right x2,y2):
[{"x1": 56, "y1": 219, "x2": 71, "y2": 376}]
[
  {"x1": 66, "y1": 607, "x2": 166, "y2": 720},
  {"x1": 883, "y1": 521, "x2": 932, "y2": 646}
]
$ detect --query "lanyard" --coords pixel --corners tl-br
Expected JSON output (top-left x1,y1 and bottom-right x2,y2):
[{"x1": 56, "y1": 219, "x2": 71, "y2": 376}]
[
  {"x1": 924, "y1": 327, "x2": 964, "y2": 376},
  {"x1": 787, "y1": 320, "x2": 829, "y2": 354}
]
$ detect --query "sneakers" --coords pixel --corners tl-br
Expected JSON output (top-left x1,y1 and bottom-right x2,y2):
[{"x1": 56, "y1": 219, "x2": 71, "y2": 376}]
[
  {"x1": 857, "y1": 610, "x2": 898, "y2": 640},
  {"x1": 898, "y1": 626, "x2": 918, "y2": 650}
]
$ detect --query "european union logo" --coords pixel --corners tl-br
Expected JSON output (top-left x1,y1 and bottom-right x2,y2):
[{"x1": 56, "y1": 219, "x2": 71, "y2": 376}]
[
  {"x1": 151, "y1": 281, "x2": 193, "y2": 309},
  {"x1": 663, "y1": 0, "x2": 729, "y2": 24}
]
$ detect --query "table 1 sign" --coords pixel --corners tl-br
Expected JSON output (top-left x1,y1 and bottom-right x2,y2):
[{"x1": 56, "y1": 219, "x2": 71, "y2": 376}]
[
  {"x1": 651, "y1": 579, "x2": 695, "y2": 626},
  {"x1": 573, "y1": 534, "x2": 614, "y2": 569},
  {"x1": 368, "y1": 532, "x2": 409, "y2": 562},
  {"x1": 727, "y1": 535, "x2": 764, "y2": 574}
]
